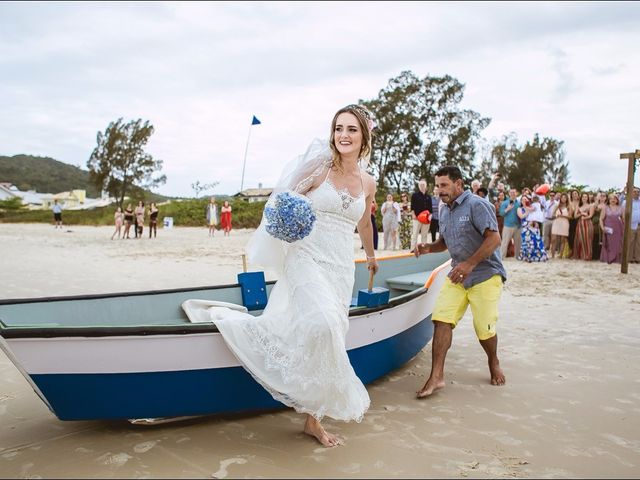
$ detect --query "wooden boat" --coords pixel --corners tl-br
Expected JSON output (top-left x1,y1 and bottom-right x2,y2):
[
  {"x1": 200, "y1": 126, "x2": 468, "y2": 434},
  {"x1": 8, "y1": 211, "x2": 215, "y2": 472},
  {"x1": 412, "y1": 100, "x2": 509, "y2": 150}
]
[{"x1": 0, "y1": 251, "x2": 451, "y2": 421}]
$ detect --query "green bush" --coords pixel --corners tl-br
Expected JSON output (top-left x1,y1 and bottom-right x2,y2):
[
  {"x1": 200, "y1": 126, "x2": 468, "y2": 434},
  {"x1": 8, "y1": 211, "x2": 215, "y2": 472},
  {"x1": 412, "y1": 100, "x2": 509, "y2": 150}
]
[
  {"x1": 0, "y1": 198, "x2": 267, "y2": 229},
  {"x1": 156, "y1": 198, "x2": 266, "y2": 228},
  {"x1": 0, "y1": 197, "x2": 24, "y2": 211}
]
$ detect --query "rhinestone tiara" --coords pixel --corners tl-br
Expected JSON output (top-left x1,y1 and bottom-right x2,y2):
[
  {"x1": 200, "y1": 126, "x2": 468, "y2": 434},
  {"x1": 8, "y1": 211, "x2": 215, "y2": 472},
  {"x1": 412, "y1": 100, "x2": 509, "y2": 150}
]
[
  {"x1": 344, "y1": 104, "x2": 376, "y2": 131},
  {"x1": 345, "y1": 104, "x2": 372, "y2": 120}
]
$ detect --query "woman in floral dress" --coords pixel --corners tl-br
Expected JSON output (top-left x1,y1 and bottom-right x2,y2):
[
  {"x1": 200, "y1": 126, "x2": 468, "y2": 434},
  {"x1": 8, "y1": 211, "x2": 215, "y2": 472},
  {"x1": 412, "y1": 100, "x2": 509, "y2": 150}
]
[
  {"x1": 398, "y1": 192, "x2": 412, "y2": 250},
  {"x1": 517, "y1": 195, "x2": 548, "y2": 262}
]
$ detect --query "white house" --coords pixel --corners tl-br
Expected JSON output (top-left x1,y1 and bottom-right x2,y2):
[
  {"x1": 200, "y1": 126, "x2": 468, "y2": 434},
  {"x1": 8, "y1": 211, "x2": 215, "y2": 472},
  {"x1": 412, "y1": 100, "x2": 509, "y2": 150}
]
[
  {"x1": 0, "y1": 183, "x2": 17, "y2": 201},
  {"x1": 234, "y1": 183, "x2": 273, "y2": 203},
  {"x1": 0, "y1": 183, "x2": 115, "y2": 210},
  {"x1": 0, "y1": 183, "x2": 47, "y2": 208}
]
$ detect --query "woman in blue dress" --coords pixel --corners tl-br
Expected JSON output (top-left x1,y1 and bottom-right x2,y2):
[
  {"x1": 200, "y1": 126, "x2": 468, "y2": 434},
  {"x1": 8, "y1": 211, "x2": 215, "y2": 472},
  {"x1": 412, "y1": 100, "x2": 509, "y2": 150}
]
[{"x1": 517, "y1": 194, "x2": 548, "y2": 262}]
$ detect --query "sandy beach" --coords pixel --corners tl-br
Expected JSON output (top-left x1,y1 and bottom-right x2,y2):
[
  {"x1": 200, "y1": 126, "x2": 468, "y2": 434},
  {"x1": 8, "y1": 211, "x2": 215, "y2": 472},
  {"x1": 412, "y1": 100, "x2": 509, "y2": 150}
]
[{"x1": 1, "y1": 223, "x2": 639, "y2": 479}]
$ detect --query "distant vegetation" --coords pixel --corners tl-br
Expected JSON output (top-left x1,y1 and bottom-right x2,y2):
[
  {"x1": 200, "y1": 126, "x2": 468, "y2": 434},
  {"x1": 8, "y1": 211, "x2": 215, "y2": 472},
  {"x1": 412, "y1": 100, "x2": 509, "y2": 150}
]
[
  {"x1": 1, "y1": 191, "x2": 393, "y2": 232},
  {"x1": 0, "y1": 153, "x2": 266, "y2": 228},
  {"x1": 361, "y1": 70, "x2": 569, "y2": 193},
  {"x1": 87, "y1": 118, "x2": 167, "y2": 207},
  {"x1": 0, "y1": 154, "x2": 102, "y2": 196},
  {"x1": 0, "y1": 197, "x2": 267, "y2": 229},
  {"x1": 0, "y1": 154, "x2": 169, "y2": 202}
]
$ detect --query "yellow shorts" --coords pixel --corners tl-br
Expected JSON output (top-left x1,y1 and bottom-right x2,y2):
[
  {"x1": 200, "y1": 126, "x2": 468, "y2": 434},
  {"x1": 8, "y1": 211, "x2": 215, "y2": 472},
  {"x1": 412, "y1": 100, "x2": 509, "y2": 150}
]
[{"x1": 432, "y1": 274, "x2": 503, "y2": 340}]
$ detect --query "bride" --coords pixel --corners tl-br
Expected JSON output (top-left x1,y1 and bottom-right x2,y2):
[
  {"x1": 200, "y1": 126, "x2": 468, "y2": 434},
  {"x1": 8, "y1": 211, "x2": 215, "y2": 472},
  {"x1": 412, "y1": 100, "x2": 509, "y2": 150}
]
[{"x1": 210, "y1": 105, "x2": 378, "y2": 447}]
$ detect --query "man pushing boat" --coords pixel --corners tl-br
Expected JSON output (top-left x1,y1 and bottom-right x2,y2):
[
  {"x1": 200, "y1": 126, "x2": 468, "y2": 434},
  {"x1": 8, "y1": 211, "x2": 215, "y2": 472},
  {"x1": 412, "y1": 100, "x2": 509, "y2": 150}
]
[{"x1": 413, "y1": 165, "x2": 507, "y2": 398}]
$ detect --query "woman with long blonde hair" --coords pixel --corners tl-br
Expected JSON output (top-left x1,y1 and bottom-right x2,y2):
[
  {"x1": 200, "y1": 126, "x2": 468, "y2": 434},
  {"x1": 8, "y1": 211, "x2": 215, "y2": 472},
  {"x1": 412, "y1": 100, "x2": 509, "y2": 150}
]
[{"x1": 204, "y1": 105, "x2": 378, "y2": 447}]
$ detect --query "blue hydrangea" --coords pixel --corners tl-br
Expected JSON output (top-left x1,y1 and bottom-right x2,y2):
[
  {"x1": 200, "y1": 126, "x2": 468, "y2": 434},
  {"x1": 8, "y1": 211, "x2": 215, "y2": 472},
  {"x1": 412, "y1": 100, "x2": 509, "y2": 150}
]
[{"x1": 264, "y1": 191, "x2": 316, "y2": 243}]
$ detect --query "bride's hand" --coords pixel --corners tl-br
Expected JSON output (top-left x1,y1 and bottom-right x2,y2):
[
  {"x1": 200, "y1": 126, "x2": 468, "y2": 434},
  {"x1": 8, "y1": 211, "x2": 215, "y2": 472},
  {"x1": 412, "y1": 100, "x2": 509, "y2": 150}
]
[{"x1": 367, "y1": 257, "x2": 379, "y2": 275}]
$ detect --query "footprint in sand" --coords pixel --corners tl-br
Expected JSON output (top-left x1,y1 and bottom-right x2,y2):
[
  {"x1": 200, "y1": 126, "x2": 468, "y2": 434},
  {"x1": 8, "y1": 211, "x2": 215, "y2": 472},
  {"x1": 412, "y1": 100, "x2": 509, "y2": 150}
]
[
  {"x1": 96, "y1": 452, "x2": 133, "y2": 467},
  {"x1": 425, "y1": 416, "x2": 445, "y2": 424},
  {"x1": 432, "y1": 430, "x2": 456, "y2": 438},
  {"x1": 340, "y1": 463, "x2": 361, "y2": 474},
  {"x1": 211, "y1": 458, "x2": 248, "y2": 479},
  {"x1": 134, "y1": 441, "x2": 158, "y2": 454},
  {"x1": 602, "y1": 406, "x2": 624, "y2": 414}
]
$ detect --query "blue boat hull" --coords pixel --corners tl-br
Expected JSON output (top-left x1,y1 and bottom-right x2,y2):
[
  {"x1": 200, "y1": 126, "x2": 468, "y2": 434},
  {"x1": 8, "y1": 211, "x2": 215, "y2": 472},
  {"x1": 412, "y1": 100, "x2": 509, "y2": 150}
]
[{"x1": 31, "y1": 316, "x2": 433, "y2": 421}]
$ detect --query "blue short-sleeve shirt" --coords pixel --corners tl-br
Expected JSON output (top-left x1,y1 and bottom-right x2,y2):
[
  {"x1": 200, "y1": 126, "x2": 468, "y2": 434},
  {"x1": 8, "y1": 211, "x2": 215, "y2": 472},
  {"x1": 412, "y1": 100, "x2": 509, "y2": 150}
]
[{"x1": 439, "y1": 190, "x2": 507, "y2": 288}]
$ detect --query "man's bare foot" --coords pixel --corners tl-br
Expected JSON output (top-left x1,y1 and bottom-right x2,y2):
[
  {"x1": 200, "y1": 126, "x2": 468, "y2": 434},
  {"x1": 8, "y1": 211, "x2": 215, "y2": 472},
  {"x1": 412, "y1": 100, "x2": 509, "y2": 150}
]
[
  {"x1": 416, "y1": 377, "x2": 445, "y2": 398},
  {"x1": 489, "y1": 358, "x2": 506, "y2": 386},
  {"x1": 303, "y1": 415, "x2": 343, "y2": 447}
]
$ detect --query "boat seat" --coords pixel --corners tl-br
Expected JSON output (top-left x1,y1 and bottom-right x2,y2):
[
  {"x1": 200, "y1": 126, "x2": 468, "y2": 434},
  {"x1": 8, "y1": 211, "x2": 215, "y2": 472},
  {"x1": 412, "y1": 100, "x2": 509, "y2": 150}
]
[{"x1": 385, "y1": 271, "x2": 433, "y2": 291}]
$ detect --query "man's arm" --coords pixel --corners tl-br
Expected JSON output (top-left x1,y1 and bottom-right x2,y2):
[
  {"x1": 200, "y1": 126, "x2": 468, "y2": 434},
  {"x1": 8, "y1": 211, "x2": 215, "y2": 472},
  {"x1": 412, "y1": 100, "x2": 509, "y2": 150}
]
[
  {"x1": 357, "y1": 174, "x2": 379, "y2": 274},
  {"x1": 448, "y1": 229, "x2": 501, "y2": 284},
  {"x1": 466, "y1": 229, "x2": 501, "y2": 268},
  {"x1": 414, "y1": 236, "x2": 447, "y2": 257},
  {"x1": 499, "y1": 199, "x2": 515, "y2": 217}
]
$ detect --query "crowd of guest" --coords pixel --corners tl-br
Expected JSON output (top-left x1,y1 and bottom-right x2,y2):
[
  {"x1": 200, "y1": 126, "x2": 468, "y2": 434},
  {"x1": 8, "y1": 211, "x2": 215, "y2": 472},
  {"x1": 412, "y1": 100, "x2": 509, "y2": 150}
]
[
  {"x1": 371, "y1": 174, "x2": 640, "y2": 266},
  {"x1": 112, "y1": 201, "x2": 160, "y2": 240},
  {"x1": 483, "y1": 175, "x2": 639, "y2": 264},
  {"x1": 495, "y1": 182, "x2": 637, "y2": 265},
  {"x1": 109, "y1": 196, "x2": 238, "y2": 240},
  {"x1": 370, "y1": 178, "x2": 441, "y2": 253}
]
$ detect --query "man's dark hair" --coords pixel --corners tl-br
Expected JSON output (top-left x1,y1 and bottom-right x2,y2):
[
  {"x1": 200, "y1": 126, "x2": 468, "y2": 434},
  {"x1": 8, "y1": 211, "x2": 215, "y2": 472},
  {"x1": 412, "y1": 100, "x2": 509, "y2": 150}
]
[{"x1": 434, "y1": 165, "x2": 463, "y2": 182}]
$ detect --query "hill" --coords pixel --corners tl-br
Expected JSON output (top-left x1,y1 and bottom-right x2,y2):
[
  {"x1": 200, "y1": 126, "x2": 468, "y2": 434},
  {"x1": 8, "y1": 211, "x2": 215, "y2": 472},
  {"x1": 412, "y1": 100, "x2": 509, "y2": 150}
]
[{"x1": 0, "y1": 154, "x2": 169, "y2": 201}]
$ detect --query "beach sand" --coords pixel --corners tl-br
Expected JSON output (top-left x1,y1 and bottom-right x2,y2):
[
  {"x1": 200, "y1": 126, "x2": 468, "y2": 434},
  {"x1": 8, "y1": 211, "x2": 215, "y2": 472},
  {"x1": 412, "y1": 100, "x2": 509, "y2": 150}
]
[{"x1": 1, "y1": 223, "x2": 639, "y2": 478}]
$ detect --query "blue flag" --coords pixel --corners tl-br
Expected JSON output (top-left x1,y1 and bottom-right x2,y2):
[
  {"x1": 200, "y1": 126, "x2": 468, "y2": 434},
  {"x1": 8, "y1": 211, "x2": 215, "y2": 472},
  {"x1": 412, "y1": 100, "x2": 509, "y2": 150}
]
[{"x1": 251, "y1": 115, "x2": 261, "y2": 125}]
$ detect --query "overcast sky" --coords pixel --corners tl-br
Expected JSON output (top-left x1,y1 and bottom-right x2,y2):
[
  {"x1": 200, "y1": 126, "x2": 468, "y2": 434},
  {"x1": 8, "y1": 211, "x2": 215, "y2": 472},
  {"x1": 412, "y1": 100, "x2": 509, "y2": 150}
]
[{"x1": 1, "y1": 1, "x2": 639, "y2": 197}]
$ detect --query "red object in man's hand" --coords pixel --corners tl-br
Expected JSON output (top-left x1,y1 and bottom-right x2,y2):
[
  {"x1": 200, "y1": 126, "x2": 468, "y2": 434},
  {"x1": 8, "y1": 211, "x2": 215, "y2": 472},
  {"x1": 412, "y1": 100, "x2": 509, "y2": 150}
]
[{"x1": 417, "y1": 210, "x2": 432, "y2": 224}]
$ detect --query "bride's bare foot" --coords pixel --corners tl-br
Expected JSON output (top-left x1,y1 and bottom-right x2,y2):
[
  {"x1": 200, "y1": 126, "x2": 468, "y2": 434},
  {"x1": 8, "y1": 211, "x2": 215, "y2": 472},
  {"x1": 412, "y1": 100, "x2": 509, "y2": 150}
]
[
  {"x1": 303, "y1": 415, "x2": 343, "y2": 447},
  {"x1": 416, "y1": 376, "x2": 445, "y2": 399}
]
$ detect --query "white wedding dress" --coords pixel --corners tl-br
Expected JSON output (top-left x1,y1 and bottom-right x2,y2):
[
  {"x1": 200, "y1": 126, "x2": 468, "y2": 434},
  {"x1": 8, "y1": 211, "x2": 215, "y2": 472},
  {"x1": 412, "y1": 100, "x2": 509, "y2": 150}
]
[{"x1": 210, "y1": 169, "x2": 371, "y2": 422}]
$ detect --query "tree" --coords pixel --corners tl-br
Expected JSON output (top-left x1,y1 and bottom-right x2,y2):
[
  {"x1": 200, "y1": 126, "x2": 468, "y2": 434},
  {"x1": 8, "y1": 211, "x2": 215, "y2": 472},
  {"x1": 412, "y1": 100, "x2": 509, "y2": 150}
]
[
  {"x1": 480, "y1": 133, "x2": 569, "y2": 190},
  {"x1": 87, "y1": 118, "x2": 166, "y2": 207},
  {"x1": 360, "y1": 70, "x2": 490, "y2": 192},
  {"x1": 191, "y1": 180, "x2": 219, "y2": 199}
]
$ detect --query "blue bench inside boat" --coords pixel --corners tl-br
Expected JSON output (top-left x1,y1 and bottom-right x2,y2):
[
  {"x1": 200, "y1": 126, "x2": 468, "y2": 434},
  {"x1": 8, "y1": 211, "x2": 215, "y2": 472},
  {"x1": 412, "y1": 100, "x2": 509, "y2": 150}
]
[{"x1": 385, "y1": 270, "x2": 434, "y2": 292}]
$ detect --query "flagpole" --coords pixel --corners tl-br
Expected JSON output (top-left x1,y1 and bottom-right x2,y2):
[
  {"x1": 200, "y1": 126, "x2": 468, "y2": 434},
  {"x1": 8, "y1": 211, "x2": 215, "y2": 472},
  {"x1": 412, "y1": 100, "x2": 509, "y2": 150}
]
[{"x1": 240, "y1": 124, "x2": 253, "y2": 193}]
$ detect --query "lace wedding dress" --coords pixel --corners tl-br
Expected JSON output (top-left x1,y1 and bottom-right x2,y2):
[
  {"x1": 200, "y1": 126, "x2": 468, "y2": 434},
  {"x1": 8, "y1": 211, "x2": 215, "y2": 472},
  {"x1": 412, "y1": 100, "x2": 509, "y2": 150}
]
[{"x1": 210, "y1": 169, "x2": 371, "y2": 422}]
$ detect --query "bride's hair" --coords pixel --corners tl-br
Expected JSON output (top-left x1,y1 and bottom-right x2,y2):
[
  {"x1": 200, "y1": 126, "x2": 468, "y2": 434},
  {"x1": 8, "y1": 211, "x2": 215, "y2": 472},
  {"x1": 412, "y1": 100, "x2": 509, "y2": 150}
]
[{"x1": 329, "y1": 104, "x2": 374, "y2": 173}]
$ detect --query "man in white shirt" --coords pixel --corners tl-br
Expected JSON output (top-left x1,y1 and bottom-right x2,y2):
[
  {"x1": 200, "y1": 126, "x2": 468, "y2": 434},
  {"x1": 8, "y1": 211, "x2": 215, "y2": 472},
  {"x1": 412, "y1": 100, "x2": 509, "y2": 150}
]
[{"x1": 52, "y1": 200, "x2": 63, "y2": 229}]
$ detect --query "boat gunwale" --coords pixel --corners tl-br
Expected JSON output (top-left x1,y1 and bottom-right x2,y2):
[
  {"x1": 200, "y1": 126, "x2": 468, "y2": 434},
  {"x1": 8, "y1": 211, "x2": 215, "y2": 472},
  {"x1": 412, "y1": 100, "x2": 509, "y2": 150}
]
[
  {"x1": 0, "y1": 287, "x2": 428, "y2": 339},
  {"x1": 0, "y1": 280, "x2": 263, "y2": 306},
  {"x1": 0, "y1": 252, "x2": 448, "y2": 307}
]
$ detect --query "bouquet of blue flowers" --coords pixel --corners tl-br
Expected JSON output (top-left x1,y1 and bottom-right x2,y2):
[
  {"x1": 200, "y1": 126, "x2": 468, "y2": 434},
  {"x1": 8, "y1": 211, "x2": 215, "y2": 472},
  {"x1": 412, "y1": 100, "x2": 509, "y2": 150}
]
[{"x1": 264, "y1": 191, "x2": 316, "y2": 243}]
